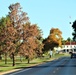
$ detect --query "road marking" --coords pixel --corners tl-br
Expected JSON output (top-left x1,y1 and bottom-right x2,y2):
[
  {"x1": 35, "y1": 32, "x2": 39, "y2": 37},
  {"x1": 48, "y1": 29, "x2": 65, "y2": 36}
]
[{"x1": 9, "y1": 68, "x2": 32, "y2": 75}]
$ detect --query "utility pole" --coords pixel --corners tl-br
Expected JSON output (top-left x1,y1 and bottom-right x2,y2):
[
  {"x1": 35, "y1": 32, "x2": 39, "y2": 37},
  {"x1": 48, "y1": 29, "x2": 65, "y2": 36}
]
[{"x1": 69, "y1": 16, "x2": 72, "y2": 52}]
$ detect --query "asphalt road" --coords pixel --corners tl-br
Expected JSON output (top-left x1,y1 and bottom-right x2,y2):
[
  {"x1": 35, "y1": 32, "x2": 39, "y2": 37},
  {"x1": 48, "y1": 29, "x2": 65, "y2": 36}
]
[{"x1": 5, "y1": 57, "x2": 76, "y2": 75}]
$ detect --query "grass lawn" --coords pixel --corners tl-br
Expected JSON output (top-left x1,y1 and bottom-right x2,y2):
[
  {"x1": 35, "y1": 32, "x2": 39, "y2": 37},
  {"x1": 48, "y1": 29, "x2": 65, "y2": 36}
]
[{"x1": 0, "y1": 53, "x2": 70, "y2": 73}]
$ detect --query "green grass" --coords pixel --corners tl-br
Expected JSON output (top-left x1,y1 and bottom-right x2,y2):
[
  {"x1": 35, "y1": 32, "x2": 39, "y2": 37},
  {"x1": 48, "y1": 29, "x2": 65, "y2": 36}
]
[{"x1": 0, "y1": 53, "x2": 69, "y2": 73}]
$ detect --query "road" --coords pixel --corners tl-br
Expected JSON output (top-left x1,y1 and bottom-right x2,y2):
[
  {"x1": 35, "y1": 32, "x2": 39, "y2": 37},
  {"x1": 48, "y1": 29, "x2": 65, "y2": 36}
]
[{"x1": 5, "y1": 57, "x2": 76, "y2": 75}]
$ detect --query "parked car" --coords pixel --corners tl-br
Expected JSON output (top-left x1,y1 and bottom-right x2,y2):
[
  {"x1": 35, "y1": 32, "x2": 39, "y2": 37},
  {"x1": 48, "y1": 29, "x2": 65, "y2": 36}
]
[{"x1": 71, "y1": 53, "x2": 76, "y2": 58}]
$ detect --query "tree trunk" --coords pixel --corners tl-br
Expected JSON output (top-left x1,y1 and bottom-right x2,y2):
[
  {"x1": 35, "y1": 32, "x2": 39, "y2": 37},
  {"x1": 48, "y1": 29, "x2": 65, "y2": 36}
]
[
  {"x1": 0, "y1": 53, "x2": 2, "y2": 60},
  {"x1": 12, "y1": 53, "x2": 15, "y2": 66},
  {"x1": 5, "y1": 53, "x2": 7, "y2": 64},
  {"x1": 27, "y1": 56, "x2": 30, "y2": 64},
  {"x1": 28, "y1": 58, "x2": 30, "y2": 64},
  {"x1": 20, "y1": 55, "x2": 22, "y2": 62}
]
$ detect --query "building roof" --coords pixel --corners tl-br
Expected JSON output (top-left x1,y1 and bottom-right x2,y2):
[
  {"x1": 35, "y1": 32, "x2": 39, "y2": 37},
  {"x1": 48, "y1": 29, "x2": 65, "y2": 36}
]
[{"x1": 64, "y1": 42, "x2": 76, "y2": 45}]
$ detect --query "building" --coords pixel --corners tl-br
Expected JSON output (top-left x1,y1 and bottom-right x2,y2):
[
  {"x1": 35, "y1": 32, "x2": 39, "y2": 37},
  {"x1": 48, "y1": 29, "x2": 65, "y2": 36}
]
[{"x1": 62, "y1": 42, "x2": 76, "y2": 53}]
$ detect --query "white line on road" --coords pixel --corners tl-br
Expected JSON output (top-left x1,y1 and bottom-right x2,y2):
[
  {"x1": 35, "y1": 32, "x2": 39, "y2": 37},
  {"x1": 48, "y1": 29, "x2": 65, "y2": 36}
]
[{"x1": 9, "y1": 68, "x2": 32, "y2": 75}]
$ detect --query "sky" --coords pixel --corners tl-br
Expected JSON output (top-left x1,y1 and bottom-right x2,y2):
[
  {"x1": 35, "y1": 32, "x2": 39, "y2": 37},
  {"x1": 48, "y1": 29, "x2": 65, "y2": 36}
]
[{"x1": 0, "y1": 0, "x2": 76, "y2": 40}]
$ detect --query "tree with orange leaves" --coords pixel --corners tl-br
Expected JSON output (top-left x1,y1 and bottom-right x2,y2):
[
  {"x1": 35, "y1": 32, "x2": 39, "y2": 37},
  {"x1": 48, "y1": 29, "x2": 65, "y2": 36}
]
[{"x1": 43, "y1": 28, "x2": 62, "y2": 52}]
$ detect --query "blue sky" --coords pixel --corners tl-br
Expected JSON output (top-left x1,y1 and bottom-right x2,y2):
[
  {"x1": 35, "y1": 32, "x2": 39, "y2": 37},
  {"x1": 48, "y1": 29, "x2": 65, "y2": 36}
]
[{"x1": 0, "y1": 0, "x2": 76, "y2": 40}]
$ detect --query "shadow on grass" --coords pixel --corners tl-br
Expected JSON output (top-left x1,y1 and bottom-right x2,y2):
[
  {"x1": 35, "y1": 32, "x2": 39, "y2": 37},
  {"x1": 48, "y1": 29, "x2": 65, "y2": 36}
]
[
  {"x1": 15, "y1": 65, "x2": 50, "y2": 69},
  {"x1": 0, "y1": 65, "x2": 10, "y2": 67},
  {"x1": 0, "y1": 70, "x2": 3, "y2": 72}
]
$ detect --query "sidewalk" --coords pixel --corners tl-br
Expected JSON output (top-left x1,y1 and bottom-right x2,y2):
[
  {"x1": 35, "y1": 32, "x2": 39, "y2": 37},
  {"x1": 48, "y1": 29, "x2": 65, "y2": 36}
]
[{"x1": 0, "y1": 69, "x2": 21, "y2": 75}]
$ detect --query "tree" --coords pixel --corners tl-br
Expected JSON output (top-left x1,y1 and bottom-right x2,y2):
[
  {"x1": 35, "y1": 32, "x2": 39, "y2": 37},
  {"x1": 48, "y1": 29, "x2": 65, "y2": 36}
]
[
  {"x1": 19, "y1": 22, "x2": 43, "y2": 63},
  {"x1": 67, "y1": 37, "x2": 71, "y2": 42},
  {"x1": 0, "y1": 17, "x2": 6, "y2": 60},
  {"x1": 66, "y1": 37, "x2": 73, "y2": 42},
  {"x1": 0, "y1": 16, "x2": 10, "y2": 64},
  {"x1": 0, "y1": 2, "x2": 43, "y2": 65},
  {"x1": 61, "y1": 38, "x2": 66, "y2": 45},
  {"x1": 72, "y1": 20, "x2": 76, "y2": 41},
  {"x1": 43, "y1": 28, "x2": 62, "y2": 52},
  {"x1": 8, "y1": 3, "x2": 29, "y2": 66}
]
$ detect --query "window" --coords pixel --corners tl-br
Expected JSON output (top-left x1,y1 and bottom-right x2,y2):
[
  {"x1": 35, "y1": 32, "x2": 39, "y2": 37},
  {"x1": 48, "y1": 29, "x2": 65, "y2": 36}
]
[{"x1": 70, "y1": 46, "x2": 72, "y2": 48}]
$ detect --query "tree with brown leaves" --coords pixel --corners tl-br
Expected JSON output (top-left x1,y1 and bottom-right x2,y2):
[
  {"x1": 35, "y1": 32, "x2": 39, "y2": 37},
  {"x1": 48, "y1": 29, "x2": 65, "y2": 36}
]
[
  {"x1": 19, "y1": 22, "x2": 43, "y2": 63},
  {"x1": 8, "y1": 3, "x2": 29, "y2": 66},
  {"x1": 0, "y1": 16, "x2": 11, "y2": 64},
  {"x1": 0, "y1": 2, "x2": 43, "y2": 65}
]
